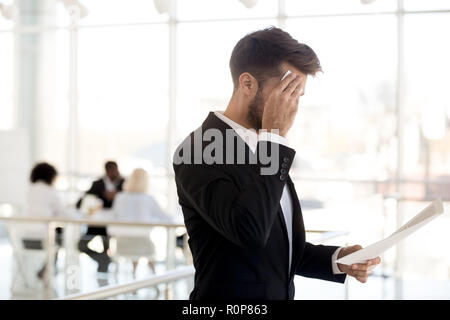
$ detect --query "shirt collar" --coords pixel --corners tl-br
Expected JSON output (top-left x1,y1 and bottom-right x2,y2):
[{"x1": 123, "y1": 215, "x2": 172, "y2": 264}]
[
  {"x1": 213, "y1": 110, "x2": 258, "y2": 153},
  {"x1": 103, "y1": 176, "x2": 118, "y2": 191}
]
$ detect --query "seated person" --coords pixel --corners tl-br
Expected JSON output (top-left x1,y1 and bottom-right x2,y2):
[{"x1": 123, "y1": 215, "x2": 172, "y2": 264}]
[
  {"x1": 76, "y1": 161, "x2": 124, "y2": 272},
  {"x1": 111, "y1": 168, "x2": 173, "y2": 276},
  {"x1": 22, "y1": 162, "x2": 66, "y2": 279}
]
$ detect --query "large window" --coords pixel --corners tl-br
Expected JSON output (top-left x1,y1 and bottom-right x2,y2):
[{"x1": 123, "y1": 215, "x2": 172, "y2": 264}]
[
  {"x1": 177, "y1": 0, "x2": 277, "y2": 20},
  {"x1": 398, "y1": 13, "x2": 450, "y2": 286},
  {"x1": 77, "y1": 25, "x2": 169, "y2": 176},
  {"x1": 286, "y1": 15, "x2": 397, "y2": 181},
  {"x1": 35, "y1": 30, "x2": 70, "y2": 179},
  {"x1": 175, "y1": 20, "x2": 276, "y2": 142},
  {"x1": 403, "y1": 13, "x2": 450, "y2": 184},
  {"x1": 76, "y1": 24, "x2": 170, "y2": 207},
  {"x1": 77, "y1": 0, "x2": 167, "y2": 25},
  {"x1": 285, "y1": 0, "x2": 396, "y2": 15},
  {"x1": 0, "y1": 32, "x2": 14, "y2": 130},
  {"x1": 3, "y1": 0, "x2": 450, "y2": 299}
]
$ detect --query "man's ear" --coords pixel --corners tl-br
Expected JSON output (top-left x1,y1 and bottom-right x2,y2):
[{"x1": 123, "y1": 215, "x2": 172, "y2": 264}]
[{"x1": 238, "y1": 72, "x2": 259, "y2": 98}]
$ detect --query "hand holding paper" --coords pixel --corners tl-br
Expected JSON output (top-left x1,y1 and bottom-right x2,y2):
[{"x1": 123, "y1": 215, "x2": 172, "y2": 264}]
[
  {"x1": 336, "y1": 245, "x2": 380, "y2": 283},
  {"x1": 336, "y1": 199, "x2": 444, "y2": 266}
]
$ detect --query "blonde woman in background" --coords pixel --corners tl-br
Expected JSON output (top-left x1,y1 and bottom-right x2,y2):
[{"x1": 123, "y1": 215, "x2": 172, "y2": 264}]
[{"x1": 110, "y1": 168, "x2": 173, "y2": 276}]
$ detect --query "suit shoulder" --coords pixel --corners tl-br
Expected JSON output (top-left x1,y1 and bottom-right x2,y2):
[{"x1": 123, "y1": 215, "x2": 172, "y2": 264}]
[
  {"x1": 92, "y1": 179, "x2": 104, "y2": 187},
  {"x1": 172, "y1": 126, "x2": 202, "y2": 168}
]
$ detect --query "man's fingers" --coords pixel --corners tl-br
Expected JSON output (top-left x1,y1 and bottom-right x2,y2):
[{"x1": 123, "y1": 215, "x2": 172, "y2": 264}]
[
  {"x1": 351, "y1": 263, "x2": 370, "y2": 271},
  {"x1": 351, "y1": 245, "x2": 363, "y2": 252},
  {"x1": 353, "y1": 270, "x2": 372, "y2": 277},
  {"x1": 367, "y1": 257, "x2": 381, "y2": 265},
  {"x1": 347, "y1": 268, "x2": 370, "y2": 278},
  {"x1": 351, "y1": 258, "x2": 380, "y2": 269},
  {"x1": 356, "y1": 276, "x2": 368, "y2": 283},
  {"x1": 343, "y1": 248, "x2": 379, "y2": 283},
  {"x1": 278, "y1": 72, "x2": 298, "y2": 92},
  {"x1": 292, "y1": 82, "x2": 304, "y2": 98},
  {"x1": 367, "y1": 265, "x2": 376, "y2": 272},
  {"x1": 283, "y1": 75, "x2": 302, "y2": 95}
]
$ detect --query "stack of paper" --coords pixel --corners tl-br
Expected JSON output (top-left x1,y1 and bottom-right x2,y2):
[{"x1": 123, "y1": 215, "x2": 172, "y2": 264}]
[{"x1": 335, "y1": 199, "x2": 445, "y2": 265}]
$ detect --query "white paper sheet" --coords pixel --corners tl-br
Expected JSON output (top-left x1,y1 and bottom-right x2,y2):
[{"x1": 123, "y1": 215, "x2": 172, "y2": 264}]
[{"x1": 335, "y1": 199, "x2": 444, "y2": 265}]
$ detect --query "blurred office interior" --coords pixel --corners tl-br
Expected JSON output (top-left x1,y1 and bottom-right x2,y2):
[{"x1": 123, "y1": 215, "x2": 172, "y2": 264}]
[{"x1": 0, "y1": 0, "x2": 449, "y2": 300}]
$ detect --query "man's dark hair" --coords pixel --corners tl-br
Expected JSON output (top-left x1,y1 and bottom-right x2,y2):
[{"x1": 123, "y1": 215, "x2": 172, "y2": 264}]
[
  {"x1": 229, "y1": 26, "x2": 322, "y2": 89},
  {"x1": 30, "y1": 162, "x2": 58, "y2": 185},
  {"x1": 105, "y1": 161, "x2": 118, "y2": 171}
]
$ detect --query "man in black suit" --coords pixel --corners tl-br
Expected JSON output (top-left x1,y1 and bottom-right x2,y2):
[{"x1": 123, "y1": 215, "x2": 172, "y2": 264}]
[
  {"x1": 76, "y1": 161, "x2": 124, "y2": 272},
  {"x1": 173, "y1": 27, "x2": 381, "y2": 300}
]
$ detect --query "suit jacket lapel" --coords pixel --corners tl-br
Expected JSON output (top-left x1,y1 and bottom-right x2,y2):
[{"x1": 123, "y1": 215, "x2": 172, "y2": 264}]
[{"x1": 286, "y1": 176, "x2": 306, "y2": 280}]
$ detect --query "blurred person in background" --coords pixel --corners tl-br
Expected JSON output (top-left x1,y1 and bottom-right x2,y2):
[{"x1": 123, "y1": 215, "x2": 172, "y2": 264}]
[
  {"x1": 23, "y1": 162, "x2": 66, "y2": 279},
  {"x1": 76, "y1": 161, "x2": 124, "y2": 272},
  {"x1": 111, "y1": 168, "x2": 173, "y2": 276}
]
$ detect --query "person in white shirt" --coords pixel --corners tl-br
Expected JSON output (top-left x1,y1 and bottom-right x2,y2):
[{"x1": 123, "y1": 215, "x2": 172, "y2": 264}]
[
  {"x1": 111, "y1": 168, "x2": 173, "y2": 276},
  {"x1": 22, "y1": 162, "x2": 66, "y2": 279}
]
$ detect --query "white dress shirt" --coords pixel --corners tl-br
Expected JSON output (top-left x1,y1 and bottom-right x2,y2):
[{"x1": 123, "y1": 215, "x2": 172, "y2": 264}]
[
  {"x1": 103, "y1": 176, "x2": 119, "y2": 192},
  {"x1": 214, "y1": 111, "x2": 344, "y2": 275},
  {"x1": 112, "y1": 192, "x2": 172, "y2": 222},
  {"x1": 110, "y1": 192, "x2": 173, "y2": 237},
  {"x1": 21, "y1": 181, "x2": 67, "y2": 239}
]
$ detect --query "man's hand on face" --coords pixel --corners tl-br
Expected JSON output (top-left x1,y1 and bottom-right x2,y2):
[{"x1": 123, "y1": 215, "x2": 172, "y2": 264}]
[
  {"x1": 261, "y1": 71, "x2": 304, "y2": 137},
  {"x1": 337, "y1": 245, "x2": 381, "y2": 283}
]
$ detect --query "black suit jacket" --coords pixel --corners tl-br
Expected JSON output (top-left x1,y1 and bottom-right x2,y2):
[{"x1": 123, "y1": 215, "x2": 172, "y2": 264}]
[
  {"x1": 173, "y1": 112, "x2": 346, "y2": 300},
  {"x1": 76, "y1": 177, "x2": 124, "y2": 235},
  {"x1": 76, "y1": 178, "x2": 124, "y2": 209}
]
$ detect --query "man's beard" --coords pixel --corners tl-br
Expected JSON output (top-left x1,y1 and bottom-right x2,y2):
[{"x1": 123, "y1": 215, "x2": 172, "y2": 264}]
[{"x1": 247, "y1": 89, "x2": 264, "y2": 130}]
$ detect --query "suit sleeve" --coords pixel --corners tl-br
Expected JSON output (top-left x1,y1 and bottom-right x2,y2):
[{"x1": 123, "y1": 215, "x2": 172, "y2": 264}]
[
  {"x1": 174, "y1": 141, "x2": 295, "y2": 249},
  {"x1": 296, "y1": 242, "x2": 346, "y2": 283},
  {"x1": 118, "y1": 179, "x2": 125, "y2": 191}
]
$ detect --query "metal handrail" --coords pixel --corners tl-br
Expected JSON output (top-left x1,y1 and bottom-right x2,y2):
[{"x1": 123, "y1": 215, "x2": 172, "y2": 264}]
[
  {"x1": 58, "y1": 266, "x2": 195, "y2": 300},
  {"x1": 58, "y1": 230, "x2": 346, "y2": 300},
  {"x1": 0, "y1": 215, "x2": 184, "y2": 228}
]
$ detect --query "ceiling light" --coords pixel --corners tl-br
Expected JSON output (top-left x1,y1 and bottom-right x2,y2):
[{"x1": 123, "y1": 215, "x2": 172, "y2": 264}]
[
  {"x1": 239, "y1": 0, "x2": 259, "y2": 9},
  {"x1": 153, "y1": 0, "x2": 171, "y2": 14},
  {"x1": 60, "y1": 0, "x2": 88, "y2": 19},
  {"x1": 0, "y1": 3, "x2": 16, "y2": 20}
]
